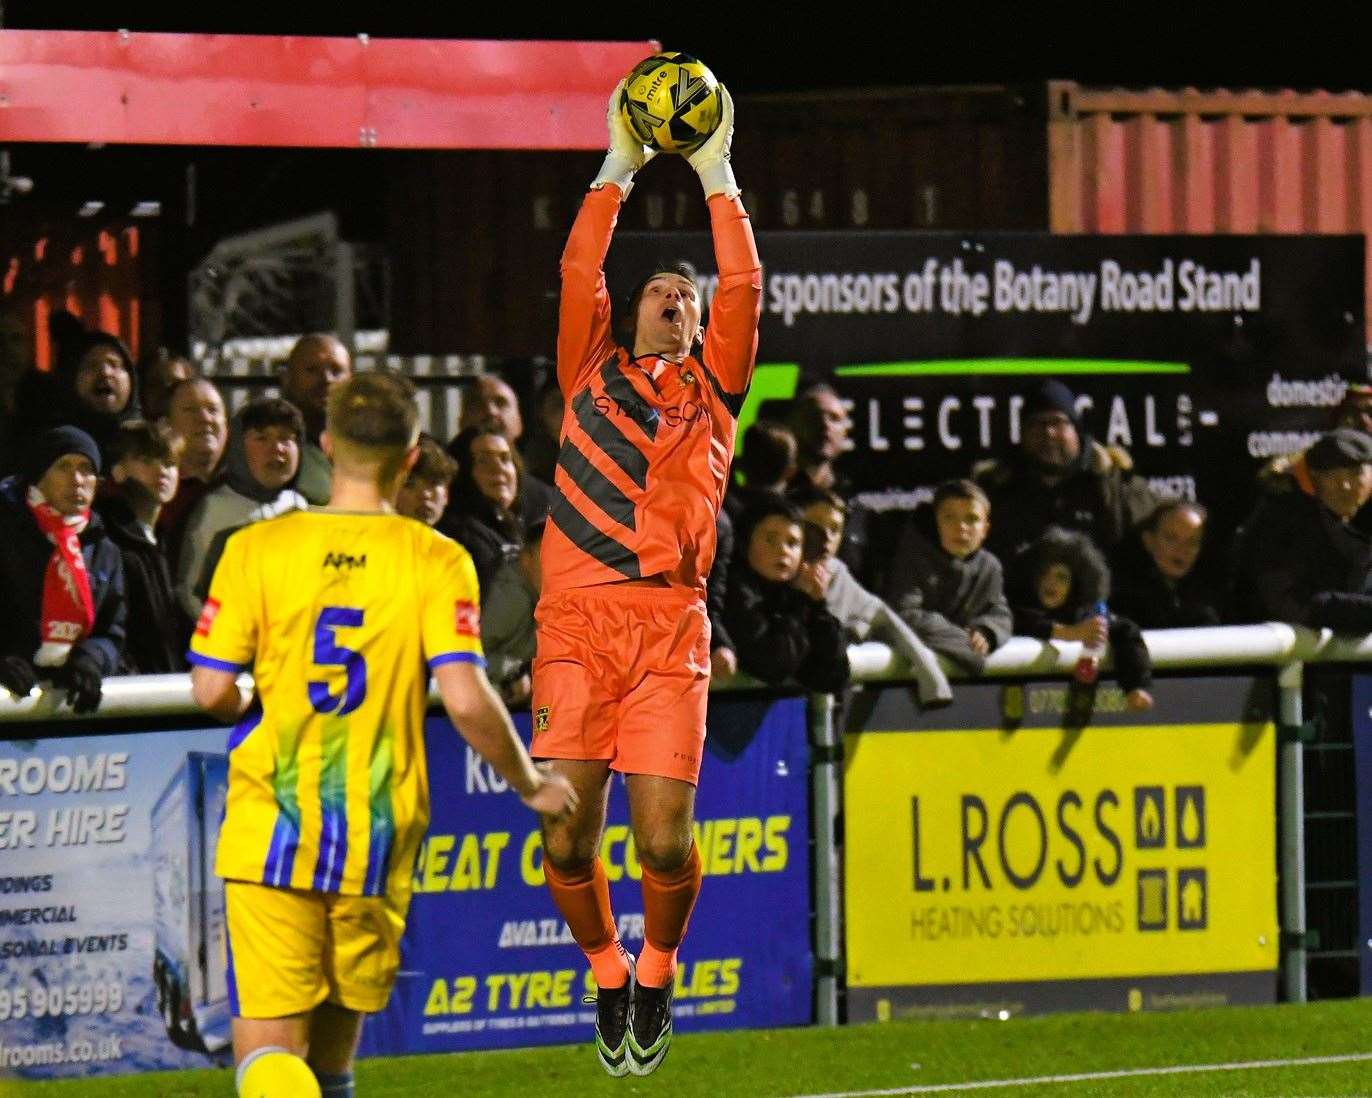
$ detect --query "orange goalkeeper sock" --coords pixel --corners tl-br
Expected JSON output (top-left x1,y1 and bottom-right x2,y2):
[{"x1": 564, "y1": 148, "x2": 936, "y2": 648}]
[
  {"x1": 544, "y1": 857, "x2": 630, "y2": 989},
  {"x1": 637, "y1": 842, "x2": 703, "y2": 989}
]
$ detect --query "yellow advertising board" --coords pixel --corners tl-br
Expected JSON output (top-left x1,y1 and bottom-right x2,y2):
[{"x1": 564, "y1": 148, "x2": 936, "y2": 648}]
[{"x1": 843, "y1": 678, "x2": 1277, "y2": 1016}]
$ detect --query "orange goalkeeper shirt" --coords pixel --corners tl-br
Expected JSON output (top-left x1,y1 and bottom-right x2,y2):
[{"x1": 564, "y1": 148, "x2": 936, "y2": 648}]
[{"x1": 544, "y1": 184, "x2": 762, "y2": 597}]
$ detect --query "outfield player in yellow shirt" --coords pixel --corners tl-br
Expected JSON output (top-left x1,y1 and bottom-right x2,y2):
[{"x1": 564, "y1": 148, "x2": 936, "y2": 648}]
[{"x1": 189, "y1": 372, "x2": 575, "y2": 1098}]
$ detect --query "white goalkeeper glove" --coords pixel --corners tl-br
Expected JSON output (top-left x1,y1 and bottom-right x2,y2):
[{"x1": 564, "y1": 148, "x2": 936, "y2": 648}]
[
  {"x1": 687, "y1": 84, "x2": 738, "y2": 199},
  {"x1": 592, "y1": 80, "x2": 656, "y2": 197}
]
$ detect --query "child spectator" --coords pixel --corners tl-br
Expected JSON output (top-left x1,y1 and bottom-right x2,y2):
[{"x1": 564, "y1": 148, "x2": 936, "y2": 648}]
[
  {"x1": 176, "y1": 397, "x2": 308, "y2": 620},
  {"x1": 725, "y1": 419, "x2": 798, "y2": 523},
  {"x1": 1010, "y1": 527, "x2": 1154, "y2": 711},
  {"x1": 482, "y1": 519, "x2": 545, "y2": 708},
  {"x1": 1110, "y1": 501, "x2": 1220, "y2": 629},
  {"x1": 723, "y1": 493, "x2": 850, "y2": 693},
  {"x1": 396, "y1": 434, "x2": 457, "y2": 527},
  {"x1": 797, "y1": 487, "x2": 952, "y2": 707},
  {"x1": 97, "y1": 421, "x2": 192, "y2": 674},
  {"x1": 886, "y1": 480, "x2": 1013, "y2": 675},
  {"x1": 0, "y1": 427, "x2": 125, "y2": 713}
]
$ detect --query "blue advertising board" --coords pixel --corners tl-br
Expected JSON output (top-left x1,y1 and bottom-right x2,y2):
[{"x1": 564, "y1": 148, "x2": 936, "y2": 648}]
[
  {"x1": 1354, "y1": 676, "x2": 1372, "y2": 996},
  {"x1": 0, "y1": 692, "x2": 810, "y2": 1080},
  {"x1": 0, "y1": 727, "x2": 235, "y2": 1079},
  {"x1": 361, "y1": 695, "x2": 813, "y2": 1054}
]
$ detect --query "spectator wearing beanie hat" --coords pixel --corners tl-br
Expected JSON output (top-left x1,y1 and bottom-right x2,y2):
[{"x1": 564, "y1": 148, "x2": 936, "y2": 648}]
[
  {"x1": 973, "y1": 378, "x2": 1158, "y2": 563},
  {"x1": 0, "y1": 426, "x2": 126, "y2": 712},
  {"x1": 1231, "y1": 427, "x2": 1372, "y2": 630}
]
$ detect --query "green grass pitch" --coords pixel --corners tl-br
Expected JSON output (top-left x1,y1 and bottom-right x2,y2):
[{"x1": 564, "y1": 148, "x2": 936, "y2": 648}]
[{"x1": 8, "y1": 998, "x2": 1372, "y2": 1096}]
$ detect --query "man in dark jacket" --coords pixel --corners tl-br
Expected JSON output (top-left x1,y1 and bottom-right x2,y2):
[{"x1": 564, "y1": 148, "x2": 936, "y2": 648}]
[
  {"x1": 1232, "y1": 428, "x2": 1372, "y2": 630},
  {"x1": 96, "y1": 421, "x2": 191, "y2": 673},
  {"x1": 1111, "y1": 500, "x2": 1220, "y2": 629},
  {"x1": 975, "y1": 379, "x2": 1157, "y2": 562},
  {"x1": 33, "y1": 329, "x2": 143, "y2": 466},
  {"x1": 0, "y1": 427, "x2": 126, "y2": 712}
]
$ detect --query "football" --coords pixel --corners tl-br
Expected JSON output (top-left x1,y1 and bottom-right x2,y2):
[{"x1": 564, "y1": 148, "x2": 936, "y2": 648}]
[
  {"x1": 238, "y1": 1050, "x2": 322, "y2": 1097},
  {"x1": 619, "y1": 52, "x2": 722, "y2": 155}
]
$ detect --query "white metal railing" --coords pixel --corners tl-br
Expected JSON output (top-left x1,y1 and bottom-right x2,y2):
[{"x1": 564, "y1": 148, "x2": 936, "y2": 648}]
[
  {"x1": 4, "y1": 623, "x2": 1372, "y2": 725},
  {"x1": 4, "y1": 622, "x2": 1367, "y2": 1013}
]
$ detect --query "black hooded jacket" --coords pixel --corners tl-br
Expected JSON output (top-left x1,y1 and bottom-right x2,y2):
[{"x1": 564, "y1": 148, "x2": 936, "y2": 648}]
[
  {"x1": 1231, "y1": 490, "x2": 1372, "y2": 631},
  {"x1": 1009, "y1": 526, "x2": 1152, "y2": 693},
  {"x1": 1110, "y1": 533, "x2": 1221, "y2": 630},
  {"x1": 95, "y1": 493, "x2": 190, "y2": 673},
  {"x1": 722, "y1": 500, "x2": 851, "y2": 694},
  {"x1": 974, "y1": 436, "x2": 1158, "y2": 563},
  {"x1": 438, "y1": 489, "x2": 523, "y2": 601},
  {"x1": 31, "y1": 331, "x2": 143, "y2": 464}
]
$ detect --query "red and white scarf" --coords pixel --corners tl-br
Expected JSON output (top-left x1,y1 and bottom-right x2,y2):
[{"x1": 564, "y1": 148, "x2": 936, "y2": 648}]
[{"x1": 25, "y1": 485, "x2": 95, "y2": 667}]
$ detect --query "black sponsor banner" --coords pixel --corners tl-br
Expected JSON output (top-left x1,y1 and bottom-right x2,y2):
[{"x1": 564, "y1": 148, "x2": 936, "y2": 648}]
[{"x1": 609, "y1": 232, "x2": 1364, "y2": 530}]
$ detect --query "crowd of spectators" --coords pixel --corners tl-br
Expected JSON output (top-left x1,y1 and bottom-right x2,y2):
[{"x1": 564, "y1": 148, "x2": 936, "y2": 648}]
[{"x1": 5, "y1": 312, "x2": 1372, "y2": 717}]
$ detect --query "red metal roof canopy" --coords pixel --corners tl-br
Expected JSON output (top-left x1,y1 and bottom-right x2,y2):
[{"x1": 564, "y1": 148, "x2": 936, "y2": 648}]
[{"x1": 0, "y1": 30, "x2": 658, "y2": 149}]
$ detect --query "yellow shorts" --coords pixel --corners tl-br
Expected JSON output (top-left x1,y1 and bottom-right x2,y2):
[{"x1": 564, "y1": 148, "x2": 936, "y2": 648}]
[{"x1": 225, "y1": 880, "x2": 410, "y2": 1017}]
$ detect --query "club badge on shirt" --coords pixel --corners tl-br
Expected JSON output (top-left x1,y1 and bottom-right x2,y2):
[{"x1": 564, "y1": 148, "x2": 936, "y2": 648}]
[
  {"x1": 455, "y1": 600, "x2": 480, "y2": 637},
  {"x1": 195, "y1": 598, "x2": 221, "y2": 638}
]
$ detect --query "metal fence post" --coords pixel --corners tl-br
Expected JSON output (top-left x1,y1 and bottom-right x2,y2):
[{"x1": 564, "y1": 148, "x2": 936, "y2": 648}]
[
  {"x1": 1279, "y1": 660, "x2": 1307, "y2": 1003},
  {"x1": 808, "y1": 691, "x2": 841, "y2": 1025}
]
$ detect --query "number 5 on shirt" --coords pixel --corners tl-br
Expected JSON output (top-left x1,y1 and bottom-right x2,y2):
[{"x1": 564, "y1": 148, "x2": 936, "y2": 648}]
[{"x1": 308, "y1": 607, "x2": 366, "y2": 716}]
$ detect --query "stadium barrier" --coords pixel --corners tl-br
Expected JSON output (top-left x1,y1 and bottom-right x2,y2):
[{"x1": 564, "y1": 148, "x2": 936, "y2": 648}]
[
  {"x1": 826, "y1": 624, "x2": 1372, "y2": 1018},
  {"x1": 0, "y1": 624, "x2": 1367, "y2": 1080}
]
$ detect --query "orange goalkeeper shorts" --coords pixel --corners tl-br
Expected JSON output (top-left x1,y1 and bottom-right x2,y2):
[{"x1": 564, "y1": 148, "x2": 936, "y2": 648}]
[{"x1": 531, "y1": 583, "x2": 710, "y2": 784}]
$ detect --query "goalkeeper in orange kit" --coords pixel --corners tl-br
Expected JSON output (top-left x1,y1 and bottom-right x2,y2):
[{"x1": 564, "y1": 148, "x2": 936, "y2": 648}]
[{"x1": 531, "y1": 80, "x2": 761, "y2": 1076}]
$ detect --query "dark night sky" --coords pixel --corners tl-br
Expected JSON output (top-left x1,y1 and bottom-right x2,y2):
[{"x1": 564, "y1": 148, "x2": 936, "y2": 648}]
[{"x1": 3, "y1": 4, "x2": 1368, "y2": 95}]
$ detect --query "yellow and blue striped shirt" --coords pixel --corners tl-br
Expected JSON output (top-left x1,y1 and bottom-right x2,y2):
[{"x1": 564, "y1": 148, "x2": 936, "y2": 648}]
[{"x1": 188, "y1": 510, "x2": 483, "y2": 898}]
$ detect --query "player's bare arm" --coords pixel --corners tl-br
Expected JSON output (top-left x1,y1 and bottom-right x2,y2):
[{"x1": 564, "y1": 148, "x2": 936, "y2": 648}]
[
  {"x1": 433, "y1": 660, "x2": 577, "y2": 817},
  {"x1": 189, "y1": 664, "x2": 252, "y2": 722}
]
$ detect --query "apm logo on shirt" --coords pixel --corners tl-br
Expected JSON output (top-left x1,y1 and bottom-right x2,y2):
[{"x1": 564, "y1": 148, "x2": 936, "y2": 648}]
[{"x1": 323, "y1": 551, "x2": 367, "y2": 571}]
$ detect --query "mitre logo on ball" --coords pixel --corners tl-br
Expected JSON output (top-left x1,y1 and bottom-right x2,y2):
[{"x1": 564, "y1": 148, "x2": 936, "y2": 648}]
[{"x1": 619, "y1": 51, "x2": 723, "y2": 155}]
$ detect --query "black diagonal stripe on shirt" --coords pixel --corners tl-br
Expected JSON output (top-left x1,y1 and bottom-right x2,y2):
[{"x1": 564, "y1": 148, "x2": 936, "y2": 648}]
[
  {"x1": 600, "y1": 358, "x2": 659, "y2": 441},
  {"x1": 557, "y1": 438, "x2": 637, "y2": 531},
  {"x1": 572, "y1": 389, "x2": 649, "y2": 489},
  {"x1": 549, "y1": 489, "x2": 641, "y2": 579},
  {"x1": 700, "y1": 363, "x2": 748, "y2": 418}
]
